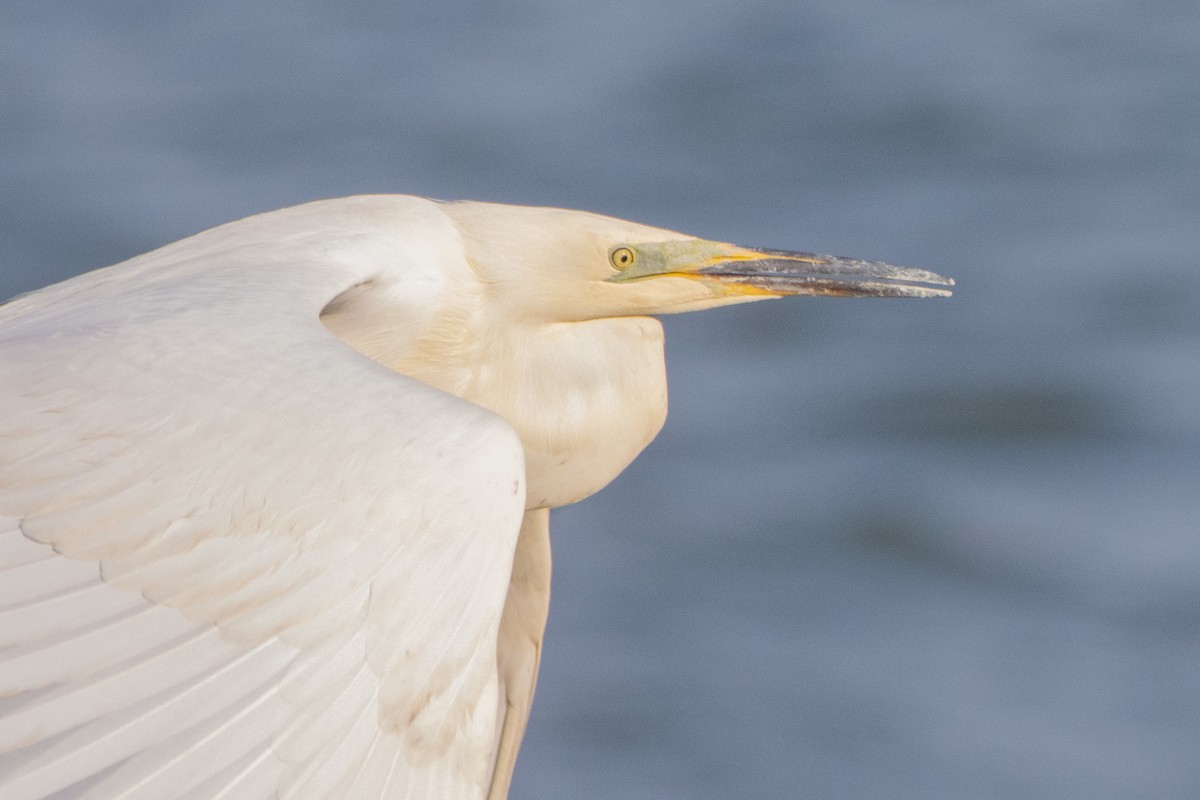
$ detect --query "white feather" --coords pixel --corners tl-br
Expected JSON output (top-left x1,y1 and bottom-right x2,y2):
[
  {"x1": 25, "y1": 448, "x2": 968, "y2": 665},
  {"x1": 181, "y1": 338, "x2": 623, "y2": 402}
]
[{"x1": 1, "y1": 197, "x2": 530, "y2": 799}]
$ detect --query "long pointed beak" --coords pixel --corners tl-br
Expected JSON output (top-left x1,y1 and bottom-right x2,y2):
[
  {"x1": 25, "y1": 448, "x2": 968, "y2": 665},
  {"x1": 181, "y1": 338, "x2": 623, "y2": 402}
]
[{"x1": 698, "y1": 248, "x2": 954, "y2": 299}]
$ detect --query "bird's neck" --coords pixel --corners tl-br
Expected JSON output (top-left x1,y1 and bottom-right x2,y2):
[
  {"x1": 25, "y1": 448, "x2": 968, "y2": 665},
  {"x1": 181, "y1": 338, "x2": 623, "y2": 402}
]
[
  {"x1": 399, "y1": 316, "x2": 668, "y2": 510},
  {"x1": 322, "y1": 269, "x2": 669, "y2": 510},
  {"x1": 485, "y1": 316, "x2": 669, "y2": 509}
]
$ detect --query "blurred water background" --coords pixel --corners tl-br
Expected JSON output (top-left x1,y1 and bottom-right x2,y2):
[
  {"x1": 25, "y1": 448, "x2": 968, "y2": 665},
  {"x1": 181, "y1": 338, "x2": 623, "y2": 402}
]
[{"x1": 3, "y1": 2, "x2": 1199, "y2": 798}]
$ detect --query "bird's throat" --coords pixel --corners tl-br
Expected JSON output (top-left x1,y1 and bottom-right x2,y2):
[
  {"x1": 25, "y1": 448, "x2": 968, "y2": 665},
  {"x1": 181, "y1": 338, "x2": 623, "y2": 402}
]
[{"x1": 463, "y1": 317, "x2": 668, "y2": 510}]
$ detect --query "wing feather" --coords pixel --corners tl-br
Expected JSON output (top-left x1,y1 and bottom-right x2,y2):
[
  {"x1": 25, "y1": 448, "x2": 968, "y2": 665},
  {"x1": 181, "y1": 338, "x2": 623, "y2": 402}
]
[
  {"x1": 0, "y1": 626, "x2": 242, "y2": 748},
  {"x1": 486, "y1": 509, "x2": 552, "y2": 799},
  {"x1": 0, "y1": 197, "x2": 529, "y2": 799},
  {"x1": 182, "y1": 744, "x2": 282, "y2": 800},
  {"x1": 0, "y1": 549, "x2": 97, "y2": 606}
]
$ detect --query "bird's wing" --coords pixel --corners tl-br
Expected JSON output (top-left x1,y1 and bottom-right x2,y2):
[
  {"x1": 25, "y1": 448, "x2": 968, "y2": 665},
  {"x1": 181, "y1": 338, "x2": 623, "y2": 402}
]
[
  {"x1": 0, "y1": 202, "x2": 527, "y2": 800},
  {"x1": 487, "y1": 509, "x2": 551, "y2": 800}
]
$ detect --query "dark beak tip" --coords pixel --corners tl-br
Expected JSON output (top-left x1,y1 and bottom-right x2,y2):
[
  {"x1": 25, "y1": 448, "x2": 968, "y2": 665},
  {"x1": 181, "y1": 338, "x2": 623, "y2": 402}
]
[{"x1": 704, "y1": 251, "x2": 955, "y2": 298}]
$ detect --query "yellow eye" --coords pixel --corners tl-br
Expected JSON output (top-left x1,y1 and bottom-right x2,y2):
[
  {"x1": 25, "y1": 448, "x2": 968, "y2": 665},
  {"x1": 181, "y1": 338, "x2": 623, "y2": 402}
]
[{"x1": 610, "y1": 246, "x2": 636, "y2": 270}]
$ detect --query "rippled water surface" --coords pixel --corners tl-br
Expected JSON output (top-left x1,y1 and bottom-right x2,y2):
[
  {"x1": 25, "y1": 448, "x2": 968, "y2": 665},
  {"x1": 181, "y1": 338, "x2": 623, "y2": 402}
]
[{"x1": 3, "y1": 2, "x2": 1199, "y2": 797}]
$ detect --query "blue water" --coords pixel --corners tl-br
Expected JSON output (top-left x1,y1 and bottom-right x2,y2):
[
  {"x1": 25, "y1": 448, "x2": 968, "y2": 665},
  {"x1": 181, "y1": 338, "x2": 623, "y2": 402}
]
[{"x1": 3, "y1": 2, "x2": 1199, "y2": 797}]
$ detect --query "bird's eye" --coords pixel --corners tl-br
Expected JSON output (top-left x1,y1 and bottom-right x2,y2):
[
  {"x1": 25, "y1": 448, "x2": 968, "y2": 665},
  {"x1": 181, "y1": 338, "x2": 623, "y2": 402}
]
[{"x1": 610, "y1": 247, "x2": 636, "y2": 270}]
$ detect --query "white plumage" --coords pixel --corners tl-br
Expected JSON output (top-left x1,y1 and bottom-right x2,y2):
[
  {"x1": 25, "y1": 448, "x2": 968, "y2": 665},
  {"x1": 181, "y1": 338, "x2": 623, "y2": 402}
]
[{"x1": 0, "y1": 195, "x2": 950, "y2": 799}]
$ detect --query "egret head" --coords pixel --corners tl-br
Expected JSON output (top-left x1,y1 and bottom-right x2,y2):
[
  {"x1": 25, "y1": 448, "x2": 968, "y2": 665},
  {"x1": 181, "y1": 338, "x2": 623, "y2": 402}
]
[{"x1": 441, "y1": 200, "x2": 952, "y2": 323}]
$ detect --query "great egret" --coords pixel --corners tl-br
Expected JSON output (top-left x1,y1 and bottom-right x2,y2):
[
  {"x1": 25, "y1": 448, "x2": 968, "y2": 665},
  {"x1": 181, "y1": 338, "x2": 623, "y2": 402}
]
[{"x1": 0, "y1": 195, "x2": 951, "y2": 799}]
